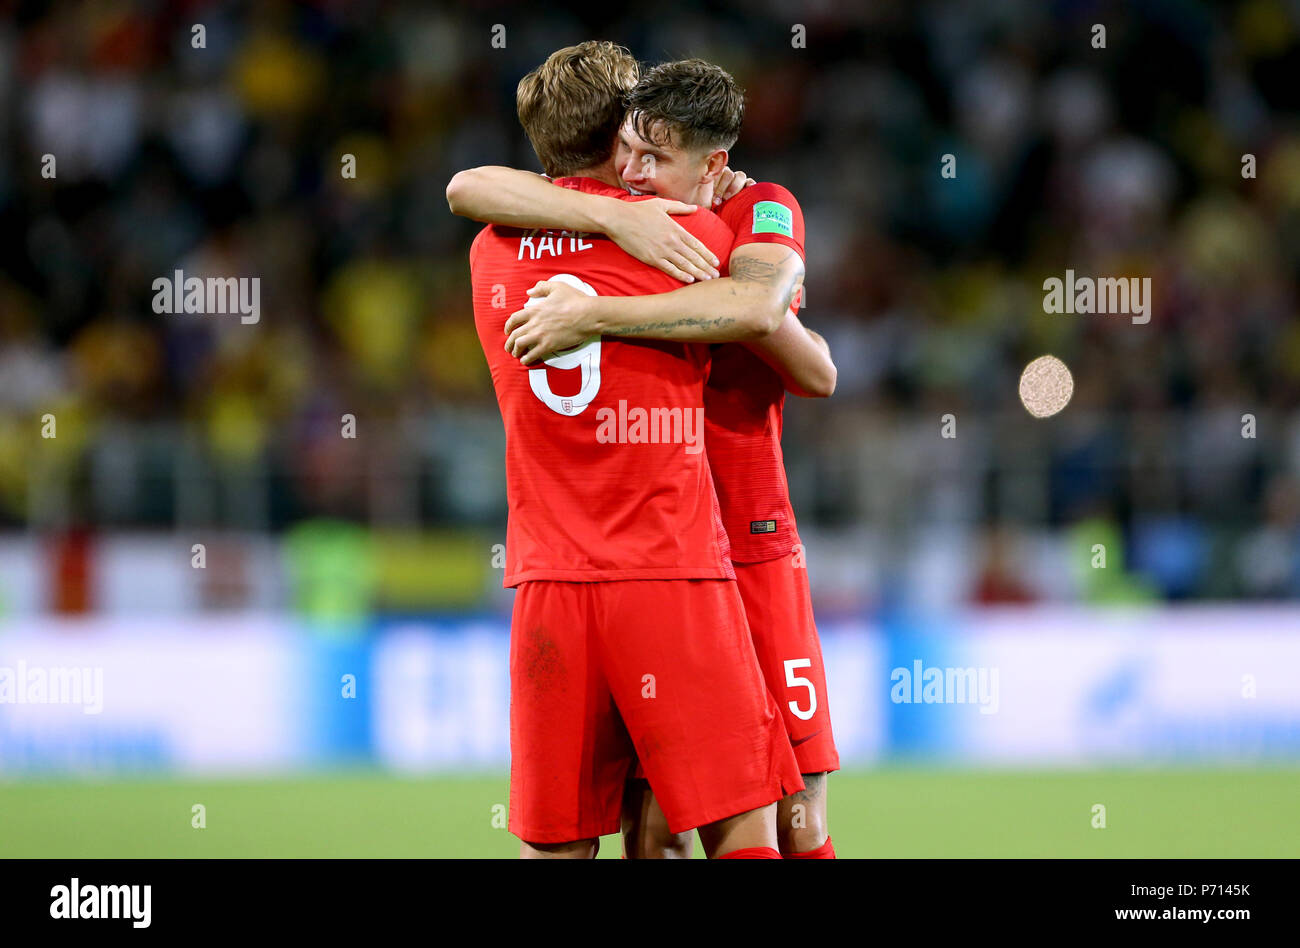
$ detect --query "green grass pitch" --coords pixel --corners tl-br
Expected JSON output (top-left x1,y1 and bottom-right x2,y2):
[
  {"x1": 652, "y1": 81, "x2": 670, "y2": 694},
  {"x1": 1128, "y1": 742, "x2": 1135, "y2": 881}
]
[{"x1": 2, "y1": 768, "x2": 1296, "y2": 858}]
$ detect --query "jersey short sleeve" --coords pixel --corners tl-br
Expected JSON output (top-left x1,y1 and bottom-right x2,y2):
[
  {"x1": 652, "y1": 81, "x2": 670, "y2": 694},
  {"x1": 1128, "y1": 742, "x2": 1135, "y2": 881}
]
[{"x1": 716, "y1": 181, "x2": 805, "y2": 261}]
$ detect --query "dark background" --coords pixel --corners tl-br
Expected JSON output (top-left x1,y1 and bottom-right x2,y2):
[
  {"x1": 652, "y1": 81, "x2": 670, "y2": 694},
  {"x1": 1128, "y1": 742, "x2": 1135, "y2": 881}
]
[{"x1": 2, "y1": 0, "x2": 1299, "y2": 612}]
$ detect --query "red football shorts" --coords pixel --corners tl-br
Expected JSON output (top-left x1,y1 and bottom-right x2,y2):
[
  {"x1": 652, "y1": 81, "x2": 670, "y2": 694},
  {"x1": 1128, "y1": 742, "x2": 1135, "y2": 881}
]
[
  {"x1": 734, "y1": 553, "x2": 840, "y2": 774},
  {"x1": 508, "y1": 578, "x2": 804, "y2": 844}
]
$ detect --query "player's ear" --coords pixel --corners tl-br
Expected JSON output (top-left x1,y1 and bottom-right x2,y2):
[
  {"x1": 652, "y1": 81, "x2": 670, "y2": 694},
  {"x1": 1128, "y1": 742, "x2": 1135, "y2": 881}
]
[{"x1": 701, "y1": 148, "x2": 728, "y2": 183}]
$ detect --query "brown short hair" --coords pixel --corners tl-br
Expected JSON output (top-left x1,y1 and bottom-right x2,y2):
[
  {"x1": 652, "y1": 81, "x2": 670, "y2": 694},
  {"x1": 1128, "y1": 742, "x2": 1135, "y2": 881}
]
[
  {"x1": 516, "y1": 41, "x2": 639, "y2": 177},
  {"x1": 624, "y1": 59, "x2": 745, "y2": 154}
]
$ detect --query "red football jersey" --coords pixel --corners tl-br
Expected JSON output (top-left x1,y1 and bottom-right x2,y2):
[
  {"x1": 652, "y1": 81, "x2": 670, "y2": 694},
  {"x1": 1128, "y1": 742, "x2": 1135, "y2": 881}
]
[
  {"x1": 470, "y1": 176, "x2": 737, "y2": 586},
  {"x1": 707, "y1": 182, "x2": 807, "y2": 563}
]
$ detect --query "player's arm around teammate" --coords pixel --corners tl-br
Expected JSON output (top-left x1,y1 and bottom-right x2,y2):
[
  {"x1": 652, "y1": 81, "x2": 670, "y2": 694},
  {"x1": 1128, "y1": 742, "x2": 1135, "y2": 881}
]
[
  {"x1": 501, "y1": 117, "x2": 836, "y2": 397},
  {"x1": 448, "y1": 163, "x2": 753, "y2": 283},
  {"x1": 743, "y1": 306, "x2": 837, "y2": 398},
  {"x1": 454, "y1": 163, "x2": 838, "y2": 398},
  {"x1": 508, "y1": 251, "x2": 835, "y2": 397}
]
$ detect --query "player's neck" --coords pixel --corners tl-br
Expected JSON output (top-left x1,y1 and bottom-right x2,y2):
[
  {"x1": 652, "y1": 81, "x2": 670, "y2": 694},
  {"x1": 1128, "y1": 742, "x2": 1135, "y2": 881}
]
[{"x1": 569, "y1": 161, "x2": 620, "y2": 190}]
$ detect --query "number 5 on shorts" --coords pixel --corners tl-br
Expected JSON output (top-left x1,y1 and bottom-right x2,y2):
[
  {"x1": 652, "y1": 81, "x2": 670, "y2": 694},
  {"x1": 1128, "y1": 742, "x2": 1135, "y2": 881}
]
[{"x1": 784, "y1": 658, "x2": 817, "y2": 721}]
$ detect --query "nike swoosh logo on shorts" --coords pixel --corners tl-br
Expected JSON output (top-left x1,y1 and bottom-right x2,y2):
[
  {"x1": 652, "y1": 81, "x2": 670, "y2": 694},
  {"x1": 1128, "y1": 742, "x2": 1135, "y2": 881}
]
[{"x1": 791, "y1": 730, "x2": 822, "y2": 748}]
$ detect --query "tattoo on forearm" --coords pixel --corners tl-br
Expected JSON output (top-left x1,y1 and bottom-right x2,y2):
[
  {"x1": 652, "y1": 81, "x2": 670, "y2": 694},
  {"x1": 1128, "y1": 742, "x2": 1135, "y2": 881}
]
[
  {"x1": 730, "y1": 255, "x2": 781, "y2": 285},
  {"x1": 732, "y1": 249, "x2": 802, "y2": 309},
  {"x1": 604, "y1": 316, "x2": 737, "y2": 337},
  {"x1": 603, "y1": 250, "x2": 800, "y2": 338}
]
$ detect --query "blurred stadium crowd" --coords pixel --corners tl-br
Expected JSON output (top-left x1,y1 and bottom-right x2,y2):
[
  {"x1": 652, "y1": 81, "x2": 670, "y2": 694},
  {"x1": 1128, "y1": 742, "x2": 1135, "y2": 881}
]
[{"x1": 2, "y1": 0, "x2": 1300, "y2": 610}]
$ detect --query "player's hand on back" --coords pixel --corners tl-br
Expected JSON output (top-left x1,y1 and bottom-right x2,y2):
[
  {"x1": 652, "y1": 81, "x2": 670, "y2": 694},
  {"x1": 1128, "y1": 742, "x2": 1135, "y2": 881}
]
[
  {"x1": 505, "y1": 281, "x2": 594, "y2": 365},
  {"x1": 712, "y1": 167, "x2": 755, "y2": 207},
  {"x1": 605, "y1": 198, "x2": 720, "y2": 284}
]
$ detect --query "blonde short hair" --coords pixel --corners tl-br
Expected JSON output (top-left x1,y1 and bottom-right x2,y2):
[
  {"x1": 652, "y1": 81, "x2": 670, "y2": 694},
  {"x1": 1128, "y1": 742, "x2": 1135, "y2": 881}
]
[{"x1": 516, "y1": 41, "x2": 639, "y2": 177}]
